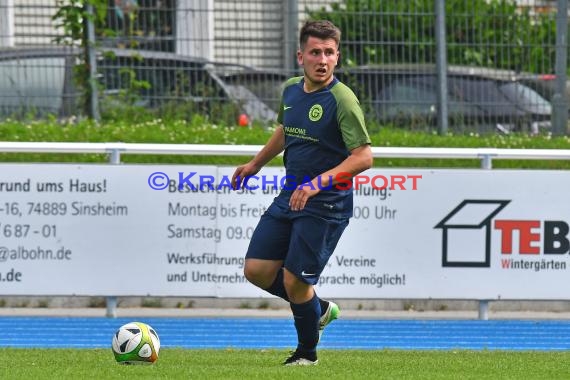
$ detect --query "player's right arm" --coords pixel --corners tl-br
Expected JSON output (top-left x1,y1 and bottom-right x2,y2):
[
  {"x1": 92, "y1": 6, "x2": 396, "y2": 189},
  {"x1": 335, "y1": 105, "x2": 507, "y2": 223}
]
[{"x1": 231, "y1": 125, "x2": 285, "y2": 189}]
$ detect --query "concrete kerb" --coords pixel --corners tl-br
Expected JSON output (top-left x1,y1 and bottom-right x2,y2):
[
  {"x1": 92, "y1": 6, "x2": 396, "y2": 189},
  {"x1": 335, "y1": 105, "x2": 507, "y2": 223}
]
[{"x1": 1, "y1": 308, "x2": 570, "y2": 320}]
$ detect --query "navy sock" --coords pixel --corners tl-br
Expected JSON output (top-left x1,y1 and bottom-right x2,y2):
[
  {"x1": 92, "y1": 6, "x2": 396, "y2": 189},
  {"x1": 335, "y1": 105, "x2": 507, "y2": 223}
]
[
  {"x1": 265, "y1": 270, "x2": 328, "y2": 317},
  {"x1": 264, "y1": 269, "x2": 289, "y2": 302},
  {"x1": 319, "y1": 298, "x2": 329, "y2": 317},
  {"x1": 290, "y1": 293, "x2": 321, "y2": 352}
]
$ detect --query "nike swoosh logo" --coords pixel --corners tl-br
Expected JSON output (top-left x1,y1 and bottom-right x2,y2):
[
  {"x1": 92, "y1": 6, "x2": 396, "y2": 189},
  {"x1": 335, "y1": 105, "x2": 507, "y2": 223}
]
[
  {"x1": 283, "y1": 106, "x2": 293, "y2": 111},
  {"x1": 301, "y1": 271, "x2": 316, "y2": 277}
]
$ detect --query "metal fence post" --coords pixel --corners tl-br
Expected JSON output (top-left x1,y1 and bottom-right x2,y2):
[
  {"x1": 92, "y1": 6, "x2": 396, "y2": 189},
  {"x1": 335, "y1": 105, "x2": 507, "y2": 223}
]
[
  {"x1": 435, "y1": 0, "x2": 449, "y2": 135},
  {"x1": 479, "y1": 151, "x2": 493, "y2": 319},
  {"x1": 480, "y1": 154, "x2": 493, "y2": 170},
  {"x1": 478, "y1": 300, "x2": 489, "y2": 320},
  {"x1": 552, "y1": 0, "x2": 568, "y2": 136},
  {"x1": 105, "y1": 147, "x2": 121, "y2": 317},
  {"x1": 106, "y1": 296, "x2": 117, "y2": 318},
  {"x1": 84, "y1": 3, "x2": 100, "y2": 122},
  {"x1": 0, "y1": 0, "x2": 15, "y2": 47},
  {"x1": 108, "y1": 149, "x2": 121, "y2": 165},
  {"x1": 284, "y1": 0, "x2": 299, "y2": 74}
]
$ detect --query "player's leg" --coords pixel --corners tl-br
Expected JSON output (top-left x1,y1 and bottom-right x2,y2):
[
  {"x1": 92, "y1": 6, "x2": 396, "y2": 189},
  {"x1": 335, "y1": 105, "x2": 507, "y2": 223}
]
[
  {"x1": 244, "y1": 203, "x2": 340, "y2": 307},
  {"x1": 283, "y1": 268, "x2": 320, "y2": 365},
  {"x1": 282, "y1": 214, "x2": 349, "y2": 365},
  {"x1": 244, "y1": 203, "x2": 290, "y2": 299},
  {"x1": 314, "y1": 216, "x2": 348, "y2": 338},
  {"x1": 243, "y1": 258, "x2": 284, "y2": 294}
]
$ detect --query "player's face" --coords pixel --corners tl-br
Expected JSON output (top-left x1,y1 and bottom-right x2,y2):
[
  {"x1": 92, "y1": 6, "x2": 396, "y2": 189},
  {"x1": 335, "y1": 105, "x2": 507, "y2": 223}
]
[{"x1": 297, "y1": 36, "x2": 339, "y2": 91}]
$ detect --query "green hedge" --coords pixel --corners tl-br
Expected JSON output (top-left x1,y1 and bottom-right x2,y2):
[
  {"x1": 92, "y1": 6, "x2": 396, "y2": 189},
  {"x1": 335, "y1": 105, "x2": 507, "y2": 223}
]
[{"x1": 0, "y1": 118, "x2": 569, "y2": 169}]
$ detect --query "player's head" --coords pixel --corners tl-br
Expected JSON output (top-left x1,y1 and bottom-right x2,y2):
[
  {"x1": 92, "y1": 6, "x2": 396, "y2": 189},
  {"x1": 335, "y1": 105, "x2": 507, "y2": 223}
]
[
  {"x1": 297, "y1": 20, "x2": 341, "y2": 89},
  {"x1": 299, "y1": 20, "x2": 341, "y2": 51}
]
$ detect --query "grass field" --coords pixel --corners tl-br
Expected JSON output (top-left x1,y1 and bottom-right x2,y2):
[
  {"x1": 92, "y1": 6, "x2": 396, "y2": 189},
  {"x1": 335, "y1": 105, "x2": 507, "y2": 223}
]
[{"x1": 1, "y1": 348, "x2": 569, "y2": 379}]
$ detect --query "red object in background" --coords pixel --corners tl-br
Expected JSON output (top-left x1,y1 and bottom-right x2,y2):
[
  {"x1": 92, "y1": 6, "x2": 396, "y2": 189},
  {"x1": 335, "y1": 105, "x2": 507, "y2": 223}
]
[
  {"x1": 538, "y1": 74, "x2": 556, "y2": 81},
  {"x1": 238, "y1": 114, "x2": 249, "y2": 127}
]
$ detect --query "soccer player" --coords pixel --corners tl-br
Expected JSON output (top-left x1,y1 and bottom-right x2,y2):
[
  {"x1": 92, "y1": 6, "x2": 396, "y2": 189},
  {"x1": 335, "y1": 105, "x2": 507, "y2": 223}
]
[{"x1": 231, "y1": 20, "x2": 372, "y2": 366}]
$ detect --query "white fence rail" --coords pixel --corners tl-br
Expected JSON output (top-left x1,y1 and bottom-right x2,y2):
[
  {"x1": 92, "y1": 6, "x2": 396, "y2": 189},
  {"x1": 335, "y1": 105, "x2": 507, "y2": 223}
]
[{"x1": 1, "y1": 142, "x2": 570, "y2": 167}]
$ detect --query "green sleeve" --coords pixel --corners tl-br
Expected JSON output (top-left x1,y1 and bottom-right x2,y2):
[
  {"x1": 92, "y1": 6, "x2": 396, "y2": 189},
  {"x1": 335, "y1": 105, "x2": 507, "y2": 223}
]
[{"x1": 331, "y1": 82, "x2": 371, "y2": 150}]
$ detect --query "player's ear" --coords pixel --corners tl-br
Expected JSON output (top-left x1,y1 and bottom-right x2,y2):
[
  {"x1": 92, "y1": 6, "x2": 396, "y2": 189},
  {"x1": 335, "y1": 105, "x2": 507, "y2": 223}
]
[
  {"x1": 336, "y1": 51, "x2": 341, "y2": 68},
  {"x1": 297, "y1": 50, "x2": 303, "y2": 66}
]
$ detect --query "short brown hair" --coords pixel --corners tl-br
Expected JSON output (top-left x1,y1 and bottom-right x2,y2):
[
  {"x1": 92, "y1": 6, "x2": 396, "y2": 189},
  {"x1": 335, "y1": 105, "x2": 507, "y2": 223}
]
[{"x1": 299, "y1": 20, "x2": 341, "y2": 50}]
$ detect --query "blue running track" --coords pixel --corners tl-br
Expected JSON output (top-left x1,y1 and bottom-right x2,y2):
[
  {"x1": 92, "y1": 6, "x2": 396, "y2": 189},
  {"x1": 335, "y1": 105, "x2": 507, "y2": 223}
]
[{"x1": 0, "y1": 317, "x2": 569, "y2": 351}]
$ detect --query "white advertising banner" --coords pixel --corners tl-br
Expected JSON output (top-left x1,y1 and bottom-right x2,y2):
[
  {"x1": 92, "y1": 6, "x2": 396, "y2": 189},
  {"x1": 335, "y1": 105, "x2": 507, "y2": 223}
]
[{"x1": 0, "y1": 164, "x2": 569, "y2": 299}]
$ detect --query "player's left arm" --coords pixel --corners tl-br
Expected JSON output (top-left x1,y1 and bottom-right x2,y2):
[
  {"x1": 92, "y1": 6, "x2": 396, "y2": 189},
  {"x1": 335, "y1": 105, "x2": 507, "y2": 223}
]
[
  {"x1": 289, "y1": 86, "x2": 373, "y2": 211},
  {"x1": 315, "y1": 143, "x2": 373, "y2": 186},
  {"x1": 288, "y1": 144, "x2": 372, "y2": 211}
]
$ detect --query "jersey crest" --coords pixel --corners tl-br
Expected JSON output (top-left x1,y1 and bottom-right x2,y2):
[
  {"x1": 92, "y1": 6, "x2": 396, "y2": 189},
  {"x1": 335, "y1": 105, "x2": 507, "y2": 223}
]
[{"x1": 309, "y1": 104, "x2": 323, "y2": 121}]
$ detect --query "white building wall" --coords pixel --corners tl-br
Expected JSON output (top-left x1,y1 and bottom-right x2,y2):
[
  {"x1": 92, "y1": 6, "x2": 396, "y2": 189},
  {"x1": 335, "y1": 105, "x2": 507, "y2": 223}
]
[
  {"x1": 13, "y1": 0, "x2": 61, "y2": 46},
  {"x1": 213, "y1": 0, "x2": 283, "y2": 69},
  {"x1": 176, "y1": 0, "x2": 214, "y2": 59},
  {"x1": 0, "y1": 0, "x2": 15, "y2": 47}
]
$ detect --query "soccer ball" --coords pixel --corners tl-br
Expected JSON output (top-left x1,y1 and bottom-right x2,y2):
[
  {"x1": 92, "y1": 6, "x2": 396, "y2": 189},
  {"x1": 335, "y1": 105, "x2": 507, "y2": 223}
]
[{"x1": 111, "y1": 322, "x2": 160, "y2": 364}]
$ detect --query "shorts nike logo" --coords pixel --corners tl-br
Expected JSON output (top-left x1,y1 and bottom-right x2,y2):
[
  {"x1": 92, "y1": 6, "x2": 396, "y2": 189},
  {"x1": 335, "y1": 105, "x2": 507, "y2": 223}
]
[
  {"x1": 301, "y1": 270, "x2": 316, "y2": 277},
  {"x1": 283, "y1": 105, "x2": 293, "y2": 111}
]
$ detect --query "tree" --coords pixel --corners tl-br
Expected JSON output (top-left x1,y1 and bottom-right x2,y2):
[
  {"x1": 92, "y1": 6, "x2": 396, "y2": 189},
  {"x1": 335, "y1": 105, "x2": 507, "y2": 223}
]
[
  {"x1": 52, "y1": 0, "x2": 108, "y2": 119},
  {"x1": 308, "y1": 0, "x2": 556, "y2": 73}
]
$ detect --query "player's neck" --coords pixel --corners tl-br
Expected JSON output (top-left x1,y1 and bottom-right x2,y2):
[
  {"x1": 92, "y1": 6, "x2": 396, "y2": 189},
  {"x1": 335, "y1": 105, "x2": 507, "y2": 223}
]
[{"x1": 303, "y1": 76, "x2": 334, "y2": 93}]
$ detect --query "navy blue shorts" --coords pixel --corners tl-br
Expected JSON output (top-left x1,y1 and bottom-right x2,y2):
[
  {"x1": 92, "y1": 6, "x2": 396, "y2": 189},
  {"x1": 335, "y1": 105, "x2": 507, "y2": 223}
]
[{"x1": 245, "y1": 202, "x2": 349, "y2": 285}]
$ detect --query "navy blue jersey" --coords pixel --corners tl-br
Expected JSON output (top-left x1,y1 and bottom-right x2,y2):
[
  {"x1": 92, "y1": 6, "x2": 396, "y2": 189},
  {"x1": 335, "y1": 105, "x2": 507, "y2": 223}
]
[{"x1": 275, "y1": 76, "x2": 371, "y2": 218}]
